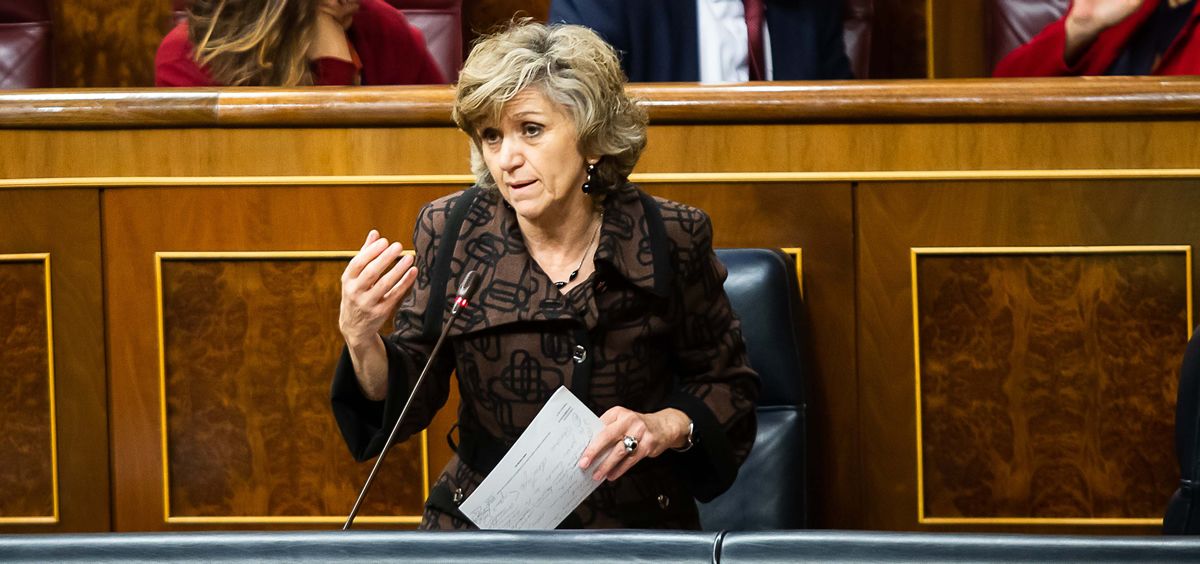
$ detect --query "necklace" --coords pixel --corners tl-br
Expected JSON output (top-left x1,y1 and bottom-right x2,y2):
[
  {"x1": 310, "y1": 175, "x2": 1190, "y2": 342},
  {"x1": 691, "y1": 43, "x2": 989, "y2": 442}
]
[{"x1": 553, "y1": 212, "x2": 603, "y2": 289}]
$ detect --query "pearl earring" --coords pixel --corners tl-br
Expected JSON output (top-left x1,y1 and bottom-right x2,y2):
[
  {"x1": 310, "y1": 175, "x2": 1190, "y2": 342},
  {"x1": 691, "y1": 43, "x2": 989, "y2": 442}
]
[{"x1": 581, "y1": 163, "x2": 596, "y2": 194}]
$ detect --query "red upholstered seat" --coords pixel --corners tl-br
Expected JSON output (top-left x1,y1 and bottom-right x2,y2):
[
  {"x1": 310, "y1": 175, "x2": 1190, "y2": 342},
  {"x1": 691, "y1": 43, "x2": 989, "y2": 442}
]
[
  {"x1": 987, "y1": 0, "x2": 1069, "y2": 72},
  {"x1": 0, "y1": 0, "x2": 53, "y2": 88},
  {"x1": 384, "y1": 0, "x2": 462, "y2": 82},
  {"x1": 843, "y1": 0, "x2": 873, "y2": 78}
]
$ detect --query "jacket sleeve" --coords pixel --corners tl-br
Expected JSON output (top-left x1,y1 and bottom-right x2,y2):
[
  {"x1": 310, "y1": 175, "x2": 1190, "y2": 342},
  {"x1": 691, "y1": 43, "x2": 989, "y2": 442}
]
[
  {"x1": 330, "y1": 201, "x2": 456, "y2": 462},
  {"x1": 661, "y1": 209, "x2": 761, "y2": 501},
  {"x1": 993, "y1": 14, "x2": 1077, "y2": 77},
  {"x1": 549, "y1": 0, "x2": 631, "y2": 61}
]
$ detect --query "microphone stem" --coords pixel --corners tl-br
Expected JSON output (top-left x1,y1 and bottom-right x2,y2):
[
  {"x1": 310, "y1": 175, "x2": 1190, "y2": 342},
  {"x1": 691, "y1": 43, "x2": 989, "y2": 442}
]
[{"x1": 343, "y1": 319, "x2": 456, "y2": 530}]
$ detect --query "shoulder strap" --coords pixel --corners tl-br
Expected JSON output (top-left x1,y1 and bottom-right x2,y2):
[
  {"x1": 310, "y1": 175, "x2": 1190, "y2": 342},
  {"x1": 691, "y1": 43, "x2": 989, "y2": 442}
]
[
  {"x1": 421, "y1": 187, "x2": 482, "y2": 341},
  {"x1": 636, "y1": 188, "x2": 674, "y2": 296}
]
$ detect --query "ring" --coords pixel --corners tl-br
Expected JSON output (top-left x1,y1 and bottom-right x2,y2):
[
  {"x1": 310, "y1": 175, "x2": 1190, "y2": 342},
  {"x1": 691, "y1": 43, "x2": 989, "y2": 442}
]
[{"x1": 622, "y1": 435, "x2": 638, "y2": 454}]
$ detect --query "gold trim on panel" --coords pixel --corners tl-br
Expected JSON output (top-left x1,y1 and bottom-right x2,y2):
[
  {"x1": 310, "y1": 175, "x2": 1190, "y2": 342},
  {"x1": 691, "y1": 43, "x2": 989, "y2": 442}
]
[
  {"x1": 925, "y1": 0, "x2": 936, "y2": 79},
  {"x1": 3, "y1": 169, "x2": 1200, "y2": 190},
  {"x1": 0, "y1": 253, "x2": 60, "y2": 525},
  {"x1": 155, "y1": 251, "x2": 428, "y2": 525},
  {"x1": 780, "y1": 247, "x2": 804, "y2": 300},
  {"x1": 911, "y1": 245, "x2": 1193, "y2": 526}
]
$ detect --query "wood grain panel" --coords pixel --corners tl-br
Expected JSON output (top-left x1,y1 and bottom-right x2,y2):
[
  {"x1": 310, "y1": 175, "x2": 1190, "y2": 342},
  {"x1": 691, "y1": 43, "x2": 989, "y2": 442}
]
[
  {"x1": 0, "y1": 190, "x2": 108, "y2": 533},
  {"x1": 160, "y1": 257, "x2": 424, "y2": 520},
  {"x1": 106, "y1": 184, "x2": 465, "y2": 531},
  {"x1": 644, "y1": 183, "x2": 857, "y2": 528},
  {"x1": 929, "y1": 0, "x2": 987, "y2": 78},
  {"x1": 858, "y1": 179, "x2": 1200, "y2": 534},
  {"x1": 51, "y1": 0, "x2": 170, "y2": 87},
  {"x1": 7, "y1": 80, "x2": 1200, "y2": 129},
  {"x1": 915, "y1": 251, "x2": 1186, "y2": 520},
  {"x1": 0, "y1": 259, "x2": 55, "y2": 520},
  {"x1": 5, "y1": 119, "x2": 1200, "y2": 182},
  {"x1": 870, "y1": 0, "x2": 929, "y2": 78}
]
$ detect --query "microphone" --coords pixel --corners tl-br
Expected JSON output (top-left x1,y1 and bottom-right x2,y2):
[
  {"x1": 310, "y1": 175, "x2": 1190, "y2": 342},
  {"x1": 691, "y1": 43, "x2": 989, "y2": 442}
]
[{"x1": 343, "y1": 270, "x2": 480, "y2": 530}]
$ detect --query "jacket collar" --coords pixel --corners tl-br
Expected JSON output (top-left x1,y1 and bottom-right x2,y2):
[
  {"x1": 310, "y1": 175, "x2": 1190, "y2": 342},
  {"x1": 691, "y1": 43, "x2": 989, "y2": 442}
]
[{"x1": 444, "y1": 184, "x2": 671, "y2": 336}]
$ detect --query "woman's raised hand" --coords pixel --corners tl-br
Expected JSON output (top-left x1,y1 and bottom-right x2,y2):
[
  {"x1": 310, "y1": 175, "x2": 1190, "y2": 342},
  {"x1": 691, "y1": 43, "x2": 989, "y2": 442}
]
[
  {"x1": 308, "y1": 0, "x2": 359, "y2": 62},
  {"x1": 318, "y1": 0, "x2": 361, "y2": 30},
  {"x1": 577, "y1": 407, "x2": 691, "y2": 482},
  {"x1": 339, "y1": 230, "x2": 418, "y2": 348},
  {"x1": 1067, "y1": 0, "x2": 1143, "y2": 32},
  {"x1": 1064, "y1": 0, "x2": 1143, "y2": 63}
]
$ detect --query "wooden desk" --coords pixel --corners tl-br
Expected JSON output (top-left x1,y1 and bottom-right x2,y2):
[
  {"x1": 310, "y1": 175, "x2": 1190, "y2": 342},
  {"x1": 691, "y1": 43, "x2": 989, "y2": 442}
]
[{"x1": 1, "y1": 78, "x2": 1197, "y2": 534}]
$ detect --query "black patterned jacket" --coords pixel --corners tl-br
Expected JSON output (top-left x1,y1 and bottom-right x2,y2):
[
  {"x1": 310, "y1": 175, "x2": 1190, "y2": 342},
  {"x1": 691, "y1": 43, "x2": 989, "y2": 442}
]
[{"x1": 331, "y1": 183, "x2": 760, "y2": 529}]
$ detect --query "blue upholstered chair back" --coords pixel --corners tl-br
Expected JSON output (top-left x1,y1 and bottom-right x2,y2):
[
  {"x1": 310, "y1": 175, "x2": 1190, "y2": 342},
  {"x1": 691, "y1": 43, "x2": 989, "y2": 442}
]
[
  {"x1": 1165, "y1": 326, "x2": 1200, "y2": 534},
  {"x1": 700, "y1": 248, "x2": 808, "y2": 530}
]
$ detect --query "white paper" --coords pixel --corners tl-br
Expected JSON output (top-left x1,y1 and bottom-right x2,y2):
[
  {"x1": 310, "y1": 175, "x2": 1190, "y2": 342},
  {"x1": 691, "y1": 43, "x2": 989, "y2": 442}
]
[{"x1": 459, "y1": 386, "x2": 608, "y2": 529}]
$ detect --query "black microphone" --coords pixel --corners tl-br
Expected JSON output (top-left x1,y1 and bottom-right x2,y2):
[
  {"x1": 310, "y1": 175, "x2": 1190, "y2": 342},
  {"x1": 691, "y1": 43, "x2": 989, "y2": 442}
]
[{"x1": 343, "y1": 270, "x2": 480, "y2": 530}]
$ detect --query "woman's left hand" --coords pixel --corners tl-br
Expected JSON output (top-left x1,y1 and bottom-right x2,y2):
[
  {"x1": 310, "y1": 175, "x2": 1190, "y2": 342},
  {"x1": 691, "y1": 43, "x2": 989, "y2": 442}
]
[
  {"x1": 577, "y1": 407, "x2": 691, "y2": 482},
  {"x1": 319, "y1": 0, "x2": 361, "y2": 29}
]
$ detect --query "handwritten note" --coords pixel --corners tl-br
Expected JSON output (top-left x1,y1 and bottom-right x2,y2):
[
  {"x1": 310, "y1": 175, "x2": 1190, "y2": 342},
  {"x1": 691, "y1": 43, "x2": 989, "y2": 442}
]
[{"x1": 459, "y1": 386, "x2": 607, "y2": 529}]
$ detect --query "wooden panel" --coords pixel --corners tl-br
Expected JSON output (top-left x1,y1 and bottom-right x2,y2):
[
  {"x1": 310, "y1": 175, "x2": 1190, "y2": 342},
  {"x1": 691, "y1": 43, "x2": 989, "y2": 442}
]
[
  {"x1": 7, "y1": 80, "x2": 1200, "y2": 129},
  {"x1": 915, "y1": 250, "x2": 1187, "y2": 522},
  {"x1": 0, "y1": 258, "x2": 55, "y2": 521},
  {"x1": 105, "y1": 184, "x2": 464, "y2": 531},
  {"x1": 858, "y1": 179, "x2": 1200, "y2": 534},
  {"x1": 0, "y1": 190, "x2": 108, "y2": 533},
  {"x1": 871, "y1": 0, "x2": 929, "y2": 78},
  {"x1": 929, "y1": 0, "x2": 987, "y2": 78},
  {"x1": 51, "y1": 0, "x2": 169, "y2": 87},
  {"x1": 644, "y1": 182, "x2": 857, "y2": 528},
  {"x1": 159, "y1": 257, "x2": 425, "y2": 522}
]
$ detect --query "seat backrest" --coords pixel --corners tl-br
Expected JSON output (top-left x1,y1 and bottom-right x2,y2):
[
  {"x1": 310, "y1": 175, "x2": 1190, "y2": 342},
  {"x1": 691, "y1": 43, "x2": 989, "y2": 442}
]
[
  {"x1": 843, "y1": 0, "x2": 873, "y2": 78},
  {"x1": 385, "y1": 0, "x2": 462, "y2": 82},
  {"x1": 0, "y1": 0, "x2": 52, "y2": 89},
  {"x1": 700, "y1": 248, "x2": 808, "y2": 530},
  {"x1": 1164, "y1": 326, "x2": 1200, "y2": 534},
  {"x1": 986, "y1": 0, "x2": 1069, "y2": 72}
]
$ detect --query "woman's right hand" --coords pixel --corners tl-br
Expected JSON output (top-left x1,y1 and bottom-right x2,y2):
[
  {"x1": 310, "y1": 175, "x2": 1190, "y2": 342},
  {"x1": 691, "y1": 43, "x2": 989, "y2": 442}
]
[
  {"x1": 1064, "y1": 0, "x2": 1142, "y2": 63},
  {"x1": 339, "y1": 230, "x2": 418, "y2": 348}
]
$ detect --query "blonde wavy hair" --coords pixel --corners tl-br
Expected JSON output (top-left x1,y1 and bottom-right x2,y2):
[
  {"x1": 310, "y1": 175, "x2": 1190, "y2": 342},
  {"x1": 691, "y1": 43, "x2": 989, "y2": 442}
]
[
  {"x1": 187, "y1": 0, "x2": 319, "y2": 86},
  {"x1": 453, "y1": 21, "x2": 648, "y2": 193}
]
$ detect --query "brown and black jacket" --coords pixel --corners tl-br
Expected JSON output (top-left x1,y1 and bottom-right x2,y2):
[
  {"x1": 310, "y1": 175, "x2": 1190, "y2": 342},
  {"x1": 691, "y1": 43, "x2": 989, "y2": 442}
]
[{"x1": 332, "y1": 182, "x2": 760, "y2": 529}]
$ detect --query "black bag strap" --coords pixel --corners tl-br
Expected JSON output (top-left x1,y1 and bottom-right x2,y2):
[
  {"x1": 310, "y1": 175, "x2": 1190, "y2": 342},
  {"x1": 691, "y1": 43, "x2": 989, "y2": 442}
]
[
  {"x1": 636, "y1": 189, "x2": 674, "y2": 296},
  {"x1": 421, "y1": 186, "x2": 482, "y2": 341}
]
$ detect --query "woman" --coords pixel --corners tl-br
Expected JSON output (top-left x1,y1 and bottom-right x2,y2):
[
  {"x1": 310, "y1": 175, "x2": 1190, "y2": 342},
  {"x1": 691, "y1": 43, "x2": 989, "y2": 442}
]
[
  {"x1": 332, "y1": 21, "x2": 759, "y2": 529},
  {"x1": 155, "y1": 0, "x2": 444, "y2": 86},
  {"x1": 994, "y1": 0, "x2": 1200, "y2": 76}
]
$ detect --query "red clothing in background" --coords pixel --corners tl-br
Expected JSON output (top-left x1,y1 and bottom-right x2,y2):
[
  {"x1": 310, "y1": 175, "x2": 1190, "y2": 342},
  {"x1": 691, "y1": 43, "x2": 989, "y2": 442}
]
[
  {"x1": 994, "y1": 0, "x2": 1200, "y2": 77},
  {"x1": 155, "y1": 0, "x2": 445, "y2": 86}
]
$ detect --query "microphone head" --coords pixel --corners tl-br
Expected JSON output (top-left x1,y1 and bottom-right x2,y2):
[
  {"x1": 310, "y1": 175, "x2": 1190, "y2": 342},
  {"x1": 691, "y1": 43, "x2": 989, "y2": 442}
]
[
  {"x1": 456, "y1": 270, "x2": 480, "y2": 300},
  {"x1": 449, "y1": 270, "x2": 481, "y2": 317}
]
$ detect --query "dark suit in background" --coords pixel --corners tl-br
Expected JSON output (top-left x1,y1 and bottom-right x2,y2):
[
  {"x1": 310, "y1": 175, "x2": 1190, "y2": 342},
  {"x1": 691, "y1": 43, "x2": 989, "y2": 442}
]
[{"x1": 548, "y1": 0, "x2": 854, "y2": 81}]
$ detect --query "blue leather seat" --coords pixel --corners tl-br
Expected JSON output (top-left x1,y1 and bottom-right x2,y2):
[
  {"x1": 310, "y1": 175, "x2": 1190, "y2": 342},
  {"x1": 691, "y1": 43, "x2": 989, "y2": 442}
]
[
  {"x1": 1164, "y1": 326, "x2": 1200, "y2": 534},
  {"x1": 701, "y1": 248, "x2": 808, "y2": 530}
]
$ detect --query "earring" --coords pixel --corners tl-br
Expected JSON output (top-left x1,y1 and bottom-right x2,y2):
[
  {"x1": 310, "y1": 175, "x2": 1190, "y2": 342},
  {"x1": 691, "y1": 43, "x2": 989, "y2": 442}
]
[{"x1": 581, "y1": 163, "x2": 596, "y2": 194}]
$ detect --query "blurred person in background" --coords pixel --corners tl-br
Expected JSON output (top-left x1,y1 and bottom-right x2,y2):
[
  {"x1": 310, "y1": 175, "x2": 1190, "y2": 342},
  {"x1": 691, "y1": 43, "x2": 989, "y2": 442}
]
[
  {"x1": 549, "y1": 0, "x2": 854, "y2": 82},
  {"x1": 156, "y1": 0, "x2": 444, "y2": 86},
  {"x1": 995, "y1": 0, "x2": 1200, "y2": 76}
]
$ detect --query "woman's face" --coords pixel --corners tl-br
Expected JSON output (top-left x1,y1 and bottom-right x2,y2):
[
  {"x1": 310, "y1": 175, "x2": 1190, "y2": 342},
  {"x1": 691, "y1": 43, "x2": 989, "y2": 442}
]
[{"x1": 477, "y1": 88, "x2": 592, "y2": 225}]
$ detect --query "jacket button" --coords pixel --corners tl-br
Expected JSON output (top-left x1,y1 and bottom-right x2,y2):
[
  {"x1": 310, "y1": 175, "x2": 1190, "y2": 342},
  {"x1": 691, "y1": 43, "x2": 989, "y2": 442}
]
[
  {"x1": 657, "y1": 494, "x2": 670, "y2": 509},
  {"x1": 572, "y1": 345, "x2": 587, "y2": 363},
  {"x1": 453, "y1": 488, "x2": 464, "y2": 504}
]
